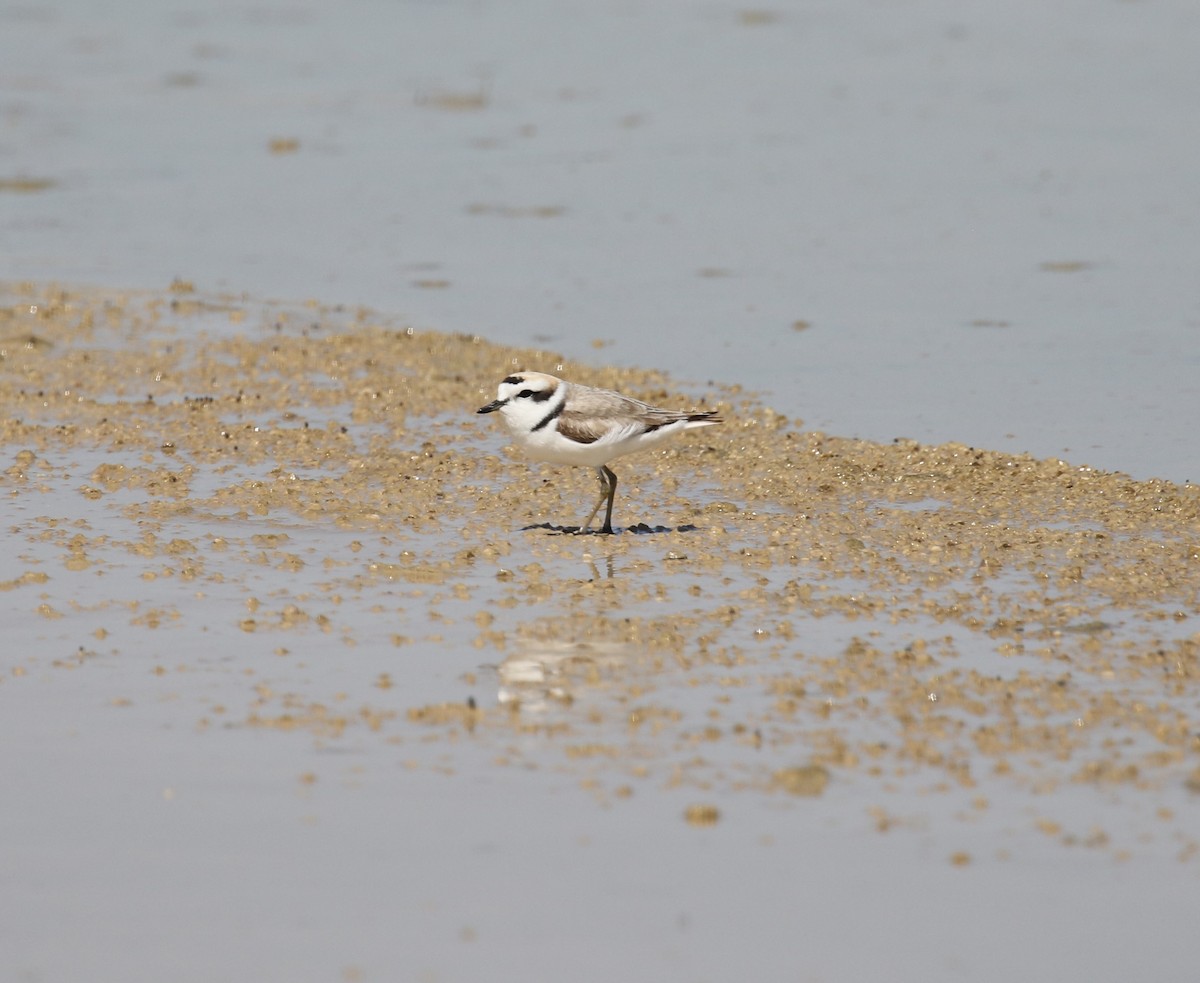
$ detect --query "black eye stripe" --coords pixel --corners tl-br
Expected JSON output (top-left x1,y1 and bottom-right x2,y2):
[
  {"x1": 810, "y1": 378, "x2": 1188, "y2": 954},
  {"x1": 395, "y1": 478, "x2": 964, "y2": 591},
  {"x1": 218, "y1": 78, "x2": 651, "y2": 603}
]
[{"x1": 514, "y1": 387, "x2": 555, "y2": 402}]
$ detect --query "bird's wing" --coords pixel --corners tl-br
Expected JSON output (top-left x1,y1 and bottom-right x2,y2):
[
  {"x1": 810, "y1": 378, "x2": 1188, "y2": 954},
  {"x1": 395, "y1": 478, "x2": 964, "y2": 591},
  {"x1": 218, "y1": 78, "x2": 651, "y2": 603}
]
[
  {"x1": 559, "y1": 384, "x2": 719, "y2": 442},
  {"x1": 564, "y1": 386, "x2": 655, "y2": 418},
  {"x1": 554, "y1": 413, "x2": 609, "y2": 445}
]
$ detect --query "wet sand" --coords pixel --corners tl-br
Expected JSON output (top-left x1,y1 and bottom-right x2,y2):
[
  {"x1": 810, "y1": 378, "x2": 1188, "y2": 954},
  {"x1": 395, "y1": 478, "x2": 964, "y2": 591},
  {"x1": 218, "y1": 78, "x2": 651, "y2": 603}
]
[{"x1": 3, "y1": 282, "x2": 1199, "y2": 980}]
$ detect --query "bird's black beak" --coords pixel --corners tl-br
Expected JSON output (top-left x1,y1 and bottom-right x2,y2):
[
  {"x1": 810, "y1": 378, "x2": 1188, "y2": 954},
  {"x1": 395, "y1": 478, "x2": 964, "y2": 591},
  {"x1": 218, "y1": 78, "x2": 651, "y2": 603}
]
[{"x1": 477, "y1": 399, "x2": 504, "y2": 414}]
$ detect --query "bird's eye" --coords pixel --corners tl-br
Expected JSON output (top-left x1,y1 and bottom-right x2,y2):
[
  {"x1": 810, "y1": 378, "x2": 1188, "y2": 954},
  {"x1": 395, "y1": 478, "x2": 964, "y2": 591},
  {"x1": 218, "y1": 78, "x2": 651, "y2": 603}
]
[{"x1": 518, "y1": 389, "x2": 535, "y2": 399}]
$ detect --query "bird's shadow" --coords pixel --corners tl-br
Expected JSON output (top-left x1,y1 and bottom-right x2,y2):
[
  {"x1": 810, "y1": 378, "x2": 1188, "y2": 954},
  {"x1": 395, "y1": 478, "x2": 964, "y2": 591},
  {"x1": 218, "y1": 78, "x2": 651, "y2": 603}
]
[{"x1": 521, "y1": 522, "x2": 701, "y2": 536}]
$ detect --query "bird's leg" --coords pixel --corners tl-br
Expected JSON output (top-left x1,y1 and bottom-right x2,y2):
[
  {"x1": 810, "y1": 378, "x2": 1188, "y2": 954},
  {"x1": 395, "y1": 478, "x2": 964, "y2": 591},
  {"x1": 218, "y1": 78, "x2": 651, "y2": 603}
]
[
  {"x1": 577, "y1": 465, "x2": 617, "y2": 534},
  {"x1": 599, "y1": 465, "x2": 617, "y2": 534}
]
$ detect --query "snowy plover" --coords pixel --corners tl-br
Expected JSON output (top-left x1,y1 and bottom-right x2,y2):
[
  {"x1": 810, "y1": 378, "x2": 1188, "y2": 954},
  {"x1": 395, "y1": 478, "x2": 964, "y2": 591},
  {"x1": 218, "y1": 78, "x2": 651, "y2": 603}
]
[{"x1": 477, "y1": 372, "x2": 722, "y2": 534}]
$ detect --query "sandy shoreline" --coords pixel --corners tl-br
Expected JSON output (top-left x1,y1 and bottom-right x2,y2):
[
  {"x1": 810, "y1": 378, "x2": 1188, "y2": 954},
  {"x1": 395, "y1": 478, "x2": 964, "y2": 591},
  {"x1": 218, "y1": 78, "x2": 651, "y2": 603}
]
[
  {"x1": 3, "y1": 281, "x2": 1199, "y2": 980},
  {"x1": 6, "y1": 280, "x2": 1197, "y2": 823}
]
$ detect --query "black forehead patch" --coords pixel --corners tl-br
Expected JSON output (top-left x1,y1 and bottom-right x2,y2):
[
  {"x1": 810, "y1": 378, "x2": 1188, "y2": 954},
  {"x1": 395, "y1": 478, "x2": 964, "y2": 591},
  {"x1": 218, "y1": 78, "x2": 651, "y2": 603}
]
[{"x1": 502, "y1": 374, "x2": 524, "y2": 385}]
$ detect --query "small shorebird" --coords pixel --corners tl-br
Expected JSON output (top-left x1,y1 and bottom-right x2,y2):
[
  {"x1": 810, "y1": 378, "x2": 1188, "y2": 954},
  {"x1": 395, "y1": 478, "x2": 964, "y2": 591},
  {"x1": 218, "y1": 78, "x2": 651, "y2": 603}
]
[{"x1": 477, "y1": 371, "x2": 721, "y2": 534}]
